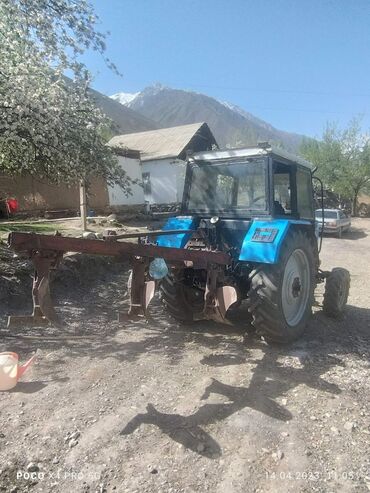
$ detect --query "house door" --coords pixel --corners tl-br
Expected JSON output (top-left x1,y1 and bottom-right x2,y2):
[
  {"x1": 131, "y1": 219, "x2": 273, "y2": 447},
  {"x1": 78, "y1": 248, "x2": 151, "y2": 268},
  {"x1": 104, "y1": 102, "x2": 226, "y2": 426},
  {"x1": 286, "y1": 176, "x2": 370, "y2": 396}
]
[{"x1": 142, "y1": 172, "x2": 152, "y2": 203}]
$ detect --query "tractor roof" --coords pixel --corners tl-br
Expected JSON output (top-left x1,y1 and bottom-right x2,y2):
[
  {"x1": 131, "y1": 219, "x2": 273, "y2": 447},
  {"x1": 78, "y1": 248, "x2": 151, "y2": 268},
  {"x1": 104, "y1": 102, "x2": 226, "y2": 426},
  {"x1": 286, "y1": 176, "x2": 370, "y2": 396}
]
[{"x1": 190, "y1": 144, "x2": 314, "y2": 170}]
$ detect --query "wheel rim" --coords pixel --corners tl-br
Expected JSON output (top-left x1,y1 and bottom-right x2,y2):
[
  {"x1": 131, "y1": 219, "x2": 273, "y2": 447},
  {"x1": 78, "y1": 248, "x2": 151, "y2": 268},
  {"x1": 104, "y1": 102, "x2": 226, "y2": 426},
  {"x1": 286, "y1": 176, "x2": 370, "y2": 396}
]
[{"x1": 282, "y1": 249, "x2": 311, "y2": 326}]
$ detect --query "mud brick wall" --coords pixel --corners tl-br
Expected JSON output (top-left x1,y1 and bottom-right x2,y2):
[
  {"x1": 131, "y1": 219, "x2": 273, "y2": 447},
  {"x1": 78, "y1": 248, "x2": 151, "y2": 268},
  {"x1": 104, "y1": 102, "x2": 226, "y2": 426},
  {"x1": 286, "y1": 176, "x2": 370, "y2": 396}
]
[{"x1": 0, "y1": 175, "x2": 109, "y2": 213}]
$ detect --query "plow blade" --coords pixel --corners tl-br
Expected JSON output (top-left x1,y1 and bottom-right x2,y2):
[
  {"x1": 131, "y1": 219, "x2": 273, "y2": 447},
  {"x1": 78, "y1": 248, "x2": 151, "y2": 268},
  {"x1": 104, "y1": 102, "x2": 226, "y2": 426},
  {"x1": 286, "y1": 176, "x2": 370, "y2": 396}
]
[
  {"x1": 7, "y1": 250, "x2": 64, "y2": 328},
  {"x1": 7, "y1": 308, "x2": 50, "y2": 328},
  {"x1": 216, "y1": 286, "x2": 238, "y2": 319},
  {"x1": 202, "y1": 264, "x2": 238, "y2": 323}
]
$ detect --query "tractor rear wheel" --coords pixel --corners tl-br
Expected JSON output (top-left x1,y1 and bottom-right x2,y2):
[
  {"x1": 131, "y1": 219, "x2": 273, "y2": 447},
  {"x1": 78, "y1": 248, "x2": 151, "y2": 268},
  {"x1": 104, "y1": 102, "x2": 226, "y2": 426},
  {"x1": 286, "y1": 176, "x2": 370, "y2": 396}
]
[
  {"x1": 159, "y1": 271, "x2": 204, "y2": 322},
  {"x1": 323, "y1": 268, "x2": 350, "y2": 318},
  {"x1": 248, "y1": 230, "x2": 317, "y2": 343}
]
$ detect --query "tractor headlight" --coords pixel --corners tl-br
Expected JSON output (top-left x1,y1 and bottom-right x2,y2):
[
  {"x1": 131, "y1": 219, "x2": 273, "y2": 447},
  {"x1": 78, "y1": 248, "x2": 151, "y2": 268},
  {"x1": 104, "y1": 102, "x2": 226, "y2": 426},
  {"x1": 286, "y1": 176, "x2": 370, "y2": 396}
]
[{"x1": 149, "y1": 258, "x2": 169, "y2": 280}]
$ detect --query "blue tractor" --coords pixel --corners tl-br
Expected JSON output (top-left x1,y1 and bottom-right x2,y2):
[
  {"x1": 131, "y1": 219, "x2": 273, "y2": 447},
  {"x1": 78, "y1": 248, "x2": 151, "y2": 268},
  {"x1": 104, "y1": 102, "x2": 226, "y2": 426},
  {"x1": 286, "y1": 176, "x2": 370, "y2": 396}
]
[
  {"x1": 158, "y1": 144, "x2": 350, "y2": 343},
  {"x1": 7, "y1": 144, "x2": 350, "y2": 342}
]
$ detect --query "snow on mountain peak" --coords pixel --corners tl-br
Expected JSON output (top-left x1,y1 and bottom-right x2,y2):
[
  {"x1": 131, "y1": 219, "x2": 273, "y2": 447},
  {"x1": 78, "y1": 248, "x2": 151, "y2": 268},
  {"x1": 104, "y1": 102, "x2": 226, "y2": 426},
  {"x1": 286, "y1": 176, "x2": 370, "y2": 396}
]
[{"x1": 110, "y1": 92, "x2": 139, "y2": 106}]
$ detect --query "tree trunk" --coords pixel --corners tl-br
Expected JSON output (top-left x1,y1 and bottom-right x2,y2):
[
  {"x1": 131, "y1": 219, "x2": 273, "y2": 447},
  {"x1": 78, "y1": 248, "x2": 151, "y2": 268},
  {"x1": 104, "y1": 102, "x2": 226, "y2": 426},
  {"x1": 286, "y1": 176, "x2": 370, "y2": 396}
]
[
  {"x1": 352, "y1": 191, "x2": 359, "y2": 216},
  {"x1": 79, "y1": 180, "x2": 87, "y2": 231}
]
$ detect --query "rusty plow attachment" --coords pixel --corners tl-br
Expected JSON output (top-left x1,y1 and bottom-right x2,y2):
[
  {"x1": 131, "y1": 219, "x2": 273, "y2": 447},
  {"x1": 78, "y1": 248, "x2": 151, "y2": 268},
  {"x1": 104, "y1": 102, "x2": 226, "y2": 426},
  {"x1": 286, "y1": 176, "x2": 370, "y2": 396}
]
[
  {"x1": 7, "y1": 231, "x2": 234, "y2": 328},
  {"x1": 7, "y1": 249, "x2": 64, "y2": 328}
]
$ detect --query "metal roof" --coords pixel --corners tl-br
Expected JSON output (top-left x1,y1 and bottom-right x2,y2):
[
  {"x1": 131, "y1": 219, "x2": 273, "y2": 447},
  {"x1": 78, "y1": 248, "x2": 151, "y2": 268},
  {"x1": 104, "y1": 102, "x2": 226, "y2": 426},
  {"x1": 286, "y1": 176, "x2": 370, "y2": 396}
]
[
  {"x1": 191, "y1": 144, "x2": 314, "y2": 170},
  {"x1": 108, "y1": 122, "x2": 215, "y2": 162}
]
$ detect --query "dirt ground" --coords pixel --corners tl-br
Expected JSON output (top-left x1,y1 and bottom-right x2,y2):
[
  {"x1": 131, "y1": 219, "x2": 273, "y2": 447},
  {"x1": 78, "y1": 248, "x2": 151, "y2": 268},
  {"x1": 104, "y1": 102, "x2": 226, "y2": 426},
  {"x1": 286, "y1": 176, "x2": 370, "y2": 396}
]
[{"x1": 0, "y1": 219, "x2": 369, "y2": 493}]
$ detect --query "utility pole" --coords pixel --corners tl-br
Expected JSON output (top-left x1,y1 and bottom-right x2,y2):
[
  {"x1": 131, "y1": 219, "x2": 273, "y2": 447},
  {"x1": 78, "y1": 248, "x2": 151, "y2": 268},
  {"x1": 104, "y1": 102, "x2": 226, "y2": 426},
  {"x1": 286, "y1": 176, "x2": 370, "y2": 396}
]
[
  {"x1": 79, "y1": 180, "x2": 87, "y2": 231},
  {"x1": 79, "y1": 75, "x2": 90, "y2": 233}
]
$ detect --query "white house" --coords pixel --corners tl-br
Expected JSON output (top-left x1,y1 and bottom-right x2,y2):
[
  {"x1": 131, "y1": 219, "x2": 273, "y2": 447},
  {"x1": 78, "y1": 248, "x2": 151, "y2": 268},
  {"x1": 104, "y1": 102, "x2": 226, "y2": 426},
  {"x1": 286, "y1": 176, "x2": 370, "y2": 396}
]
[
  {"x1": 108, "y1": 122, "x2": 217, "y2": 205},
  {"x1": 107, "y1": 148, "x2": 145, "y2": 207}
]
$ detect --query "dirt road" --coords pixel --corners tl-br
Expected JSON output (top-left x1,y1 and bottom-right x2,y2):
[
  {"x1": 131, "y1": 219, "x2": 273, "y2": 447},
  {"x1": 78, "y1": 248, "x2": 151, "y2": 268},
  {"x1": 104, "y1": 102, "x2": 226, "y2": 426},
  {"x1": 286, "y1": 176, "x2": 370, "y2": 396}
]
[{"x1": 0, "y1": 219, "x2": 369, "y2": 493}]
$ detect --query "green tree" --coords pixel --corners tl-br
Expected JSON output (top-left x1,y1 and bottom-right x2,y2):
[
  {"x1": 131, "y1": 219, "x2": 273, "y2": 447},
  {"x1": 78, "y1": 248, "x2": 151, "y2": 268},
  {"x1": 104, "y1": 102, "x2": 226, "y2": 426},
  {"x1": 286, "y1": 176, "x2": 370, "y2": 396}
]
[
  {"x1": 300, "y1": 119, "x2": 370, "y2": 215},
  {"x1": 0, "y1": 0, "x2": 132, "y2": 194}
]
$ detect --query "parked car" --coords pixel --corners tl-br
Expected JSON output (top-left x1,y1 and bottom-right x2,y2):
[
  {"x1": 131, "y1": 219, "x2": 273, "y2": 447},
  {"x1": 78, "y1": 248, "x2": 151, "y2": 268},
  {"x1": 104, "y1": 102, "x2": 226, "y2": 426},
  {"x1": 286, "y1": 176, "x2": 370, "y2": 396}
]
[{"x1": 315, "y1": 209, "x2": 351, "y2": 237}]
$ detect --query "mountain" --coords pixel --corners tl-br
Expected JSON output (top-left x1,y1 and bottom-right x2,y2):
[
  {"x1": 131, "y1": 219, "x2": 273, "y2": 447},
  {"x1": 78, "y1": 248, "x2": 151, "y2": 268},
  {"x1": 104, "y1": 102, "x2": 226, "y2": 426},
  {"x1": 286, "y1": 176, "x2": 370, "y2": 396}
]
[
  {"x1": 111, "y1": 85, "x2": 305, "y2": 151},
  {"x1": 89, "y1": 87, "x2": 157, "y2": 135}
]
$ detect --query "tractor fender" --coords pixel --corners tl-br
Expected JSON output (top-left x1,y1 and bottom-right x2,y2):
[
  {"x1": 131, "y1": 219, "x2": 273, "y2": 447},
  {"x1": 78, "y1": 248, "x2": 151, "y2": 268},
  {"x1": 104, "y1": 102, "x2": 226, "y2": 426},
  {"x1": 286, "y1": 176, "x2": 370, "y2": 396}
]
[
  {"x1": 238, "y1": 219, "x2": 312, "y2": 264},
  {"x1": 156, "y1": 216, "x2": 196, "y2": 248}
]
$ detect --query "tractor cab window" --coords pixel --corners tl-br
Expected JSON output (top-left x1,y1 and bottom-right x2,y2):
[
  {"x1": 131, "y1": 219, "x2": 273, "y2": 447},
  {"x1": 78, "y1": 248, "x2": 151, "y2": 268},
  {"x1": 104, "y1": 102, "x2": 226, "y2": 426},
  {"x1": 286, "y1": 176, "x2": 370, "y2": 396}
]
[
  {"x1": 186, "y1": 158, "x2": 267, "y2": 213},
  {"x1": 273, "y1": 161, "x2": 293, "y2": 216},
  {"x1": 273, "y1": 161, "x2": 313, "y2": 219},
  {"x1": 296, "y1": 167, "x2": 314, "y2": 219}
]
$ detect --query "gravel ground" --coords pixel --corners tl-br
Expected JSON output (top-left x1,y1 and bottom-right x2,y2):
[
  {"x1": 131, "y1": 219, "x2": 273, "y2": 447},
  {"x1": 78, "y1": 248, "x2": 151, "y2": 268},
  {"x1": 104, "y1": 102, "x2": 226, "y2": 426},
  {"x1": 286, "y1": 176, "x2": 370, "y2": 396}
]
[{"x1": 0, "y1": 218, "x2": 369, "y2": 493}]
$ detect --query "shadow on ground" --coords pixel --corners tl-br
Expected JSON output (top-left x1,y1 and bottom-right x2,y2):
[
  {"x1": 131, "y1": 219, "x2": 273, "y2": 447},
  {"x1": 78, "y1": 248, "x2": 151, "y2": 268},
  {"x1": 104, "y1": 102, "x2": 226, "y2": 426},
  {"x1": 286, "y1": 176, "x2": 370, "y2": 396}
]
[
  {"x1": 322, "y1": 226, "x2": 368, "y2": 241},
  {"x1": 120, "y1": 335, "x2": 345, "y2": 457},
  {"x1": 1, "y1": 261, "x2": 369, "y2": 458}
]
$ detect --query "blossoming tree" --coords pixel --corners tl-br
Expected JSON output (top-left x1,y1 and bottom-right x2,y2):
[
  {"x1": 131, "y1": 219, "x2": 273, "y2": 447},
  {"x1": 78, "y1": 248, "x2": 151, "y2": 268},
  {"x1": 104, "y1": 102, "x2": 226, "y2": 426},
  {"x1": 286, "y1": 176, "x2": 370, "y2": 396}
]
[{"x1": 0, "y1": 0, "x2": 132, "y2": 195}]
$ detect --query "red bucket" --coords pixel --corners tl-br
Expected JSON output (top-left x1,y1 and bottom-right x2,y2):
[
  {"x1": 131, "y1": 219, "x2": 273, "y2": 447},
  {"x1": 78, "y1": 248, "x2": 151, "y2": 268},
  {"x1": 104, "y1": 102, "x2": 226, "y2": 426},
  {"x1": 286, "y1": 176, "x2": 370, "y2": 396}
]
[{"x1": 6, "y1": 198, "x2": 19, "y2": 214}]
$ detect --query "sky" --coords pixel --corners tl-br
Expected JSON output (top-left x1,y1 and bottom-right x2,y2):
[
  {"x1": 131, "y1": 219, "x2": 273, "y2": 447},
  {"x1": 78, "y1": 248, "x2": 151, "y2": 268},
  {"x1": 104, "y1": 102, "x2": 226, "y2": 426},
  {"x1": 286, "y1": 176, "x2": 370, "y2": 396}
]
[{"x1": 85, "y1": 0, "x2": 370, "y2": 138}]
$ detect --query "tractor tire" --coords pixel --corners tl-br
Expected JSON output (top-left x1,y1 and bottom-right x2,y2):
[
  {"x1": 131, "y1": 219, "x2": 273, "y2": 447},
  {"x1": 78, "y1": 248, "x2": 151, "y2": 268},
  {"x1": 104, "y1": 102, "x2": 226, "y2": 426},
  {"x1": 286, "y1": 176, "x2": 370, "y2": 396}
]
[
  {"x1": 247, "y1": 230, "x2": 317, "y2": 343},
  {"x1": 159, "y1": 271, "x2": 204, "y2": 322},
  {"x1": 323, "y1": 268, "x2": 350, "y2": 318}
]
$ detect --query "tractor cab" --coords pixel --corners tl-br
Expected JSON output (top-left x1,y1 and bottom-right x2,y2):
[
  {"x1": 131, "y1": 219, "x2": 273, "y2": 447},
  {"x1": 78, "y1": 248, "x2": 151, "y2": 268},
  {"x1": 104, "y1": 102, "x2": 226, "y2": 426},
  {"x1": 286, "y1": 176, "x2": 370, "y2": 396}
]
[
  {"x1": 183, "y1": 143, "x2": 315, "y2": 221},
  {"x1": 179, "y1": 144, "x2": 316, "y2": 256}
]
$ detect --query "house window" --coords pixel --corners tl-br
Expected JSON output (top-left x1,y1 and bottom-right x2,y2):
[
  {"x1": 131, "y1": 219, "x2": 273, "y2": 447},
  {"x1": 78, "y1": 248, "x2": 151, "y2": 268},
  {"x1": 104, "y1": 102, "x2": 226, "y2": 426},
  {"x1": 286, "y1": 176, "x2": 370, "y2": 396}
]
[{"x1": 142, "y1": 172, "x2": 151, "y2": 199}]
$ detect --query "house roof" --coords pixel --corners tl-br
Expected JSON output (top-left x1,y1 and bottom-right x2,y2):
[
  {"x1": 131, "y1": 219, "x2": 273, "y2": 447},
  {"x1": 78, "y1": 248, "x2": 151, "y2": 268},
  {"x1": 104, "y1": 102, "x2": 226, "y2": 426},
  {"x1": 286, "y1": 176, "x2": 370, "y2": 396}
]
[{"x1": 108, "y1": 122, "x2": 217, "y2": 162}]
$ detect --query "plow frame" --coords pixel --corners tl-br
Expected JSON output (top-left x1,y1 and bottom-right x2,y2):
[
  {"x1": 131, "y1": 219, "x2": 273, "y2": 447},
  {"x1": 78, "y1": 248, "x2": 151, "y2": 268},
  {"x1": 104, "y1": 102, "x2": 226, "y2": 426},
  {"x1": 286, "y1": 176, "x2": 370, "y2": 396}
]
[{"x1": 7, "y1": 232, "x2": 234, "y2": 328}]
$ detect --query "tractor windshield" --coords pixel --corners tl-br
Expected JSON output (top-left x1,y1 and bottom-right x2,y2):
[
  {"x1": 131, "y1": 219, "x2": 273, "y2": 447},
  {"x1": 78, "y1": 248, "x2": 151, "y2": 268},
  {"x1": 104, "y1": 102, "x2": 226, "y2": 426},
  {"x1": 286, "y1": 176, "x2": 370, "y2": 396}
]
[{"x1": 185, "y1": 158, "x2": 267, "y2": 213}]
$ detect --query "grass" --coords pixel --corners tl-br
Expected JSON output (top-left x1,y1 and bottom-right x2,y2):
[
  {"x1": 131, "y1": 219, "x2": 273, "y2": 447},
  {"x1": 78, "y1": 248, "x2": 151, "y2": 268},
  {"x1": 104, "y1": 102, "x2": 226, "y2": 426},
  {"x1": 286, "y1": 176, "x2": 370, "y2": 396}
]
[{"x1": 0, "y1": 222, "x2": 61, "y2": 234}]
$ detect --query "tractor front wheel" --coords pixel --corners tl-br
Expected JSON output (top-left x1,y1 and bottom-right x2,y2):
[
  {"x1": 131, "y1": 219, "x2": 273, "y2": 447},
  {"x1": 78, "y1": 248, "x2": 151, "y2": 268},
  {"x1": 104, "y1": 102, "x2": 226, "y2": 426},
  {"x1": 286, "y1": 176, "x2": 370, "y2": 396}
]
[
  {"x1": 159, "y1": 271, "x2": 204, "y2": 322},
  {"x1": 323, "y1": 268, "x2": 350, "y2": 318},
  {"x1": 248, "y1": 230, "x2": 317, "y2": 343}
]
